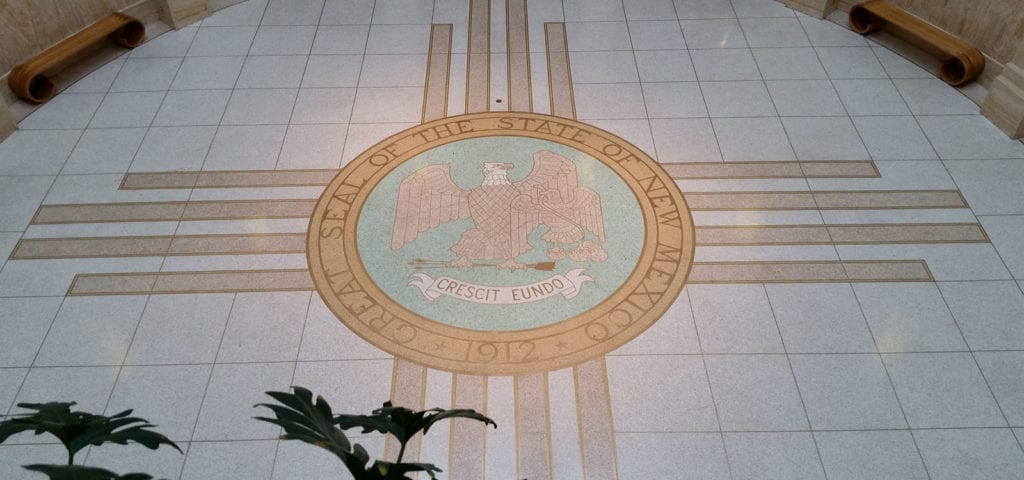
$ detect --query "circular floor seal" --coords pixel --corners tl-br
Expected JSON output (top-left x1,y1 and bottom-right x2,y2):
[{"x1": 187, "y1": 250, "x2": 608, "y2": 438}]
[{"x1": 308, "y1": 112, "x2": 694, "y2": 374}]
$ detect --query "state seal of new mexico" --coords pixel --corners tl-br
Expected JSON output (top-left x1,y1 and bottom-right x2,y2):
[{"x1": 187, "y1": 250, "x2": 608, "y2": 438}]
[{"x1": 308, "y1": 112, "x2": 695, "y2": 374}]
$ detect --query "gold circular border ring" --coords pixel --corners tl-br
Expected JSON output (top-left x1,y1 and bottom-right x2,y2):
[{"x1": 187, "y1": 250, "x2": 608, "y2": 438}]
[{"x1": 308, "y1": 112, "x2": 695, "y2": 375}]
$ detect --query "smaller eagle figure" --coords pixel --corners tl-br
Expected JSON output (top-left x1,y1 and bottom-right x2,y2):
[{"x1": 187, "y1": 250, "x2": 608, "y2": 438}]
[{"x1": 391, "y1": 150, "x2": 607, "y2": 270}]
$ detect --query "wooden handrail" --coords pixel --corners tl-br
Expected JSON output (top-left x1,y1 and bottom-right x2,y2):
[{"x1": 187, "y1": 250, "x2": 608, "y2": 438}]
[
  {"x1": 8, "y1": 13, "x2": 146, "y2": 104},
  {"x1": 849, "y1": 0, "x2": 984, "y2": 86}
]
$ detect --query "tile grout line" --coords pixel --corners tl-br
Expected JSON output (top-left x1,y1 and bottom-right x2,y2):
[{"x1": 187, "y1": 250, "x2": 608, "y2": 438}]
[
  {"x1": 682, "y1": 287, "x2": 736, "y2": 480},
  {"x1": 760, "y1": 282, "x2": 831, "y2": 480}
]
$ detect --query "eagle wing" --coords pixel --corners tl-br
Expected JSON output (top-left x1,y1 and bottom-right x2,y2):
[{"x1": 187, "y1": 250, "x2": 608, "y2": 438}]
[
  {"x1": 569, "y1": 187, "x2": 606, "y2": 243},
  {"x1": 391, "y1": 164, "x2": 470, "y2": 250},
  {"x1": 513, "y1": 150, "x2": 578, "y2": 204}
]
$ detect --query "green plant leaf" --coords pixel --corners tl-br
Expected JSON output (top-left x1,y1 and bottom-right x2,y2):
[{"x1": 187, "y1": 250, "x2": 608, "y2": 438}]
[
  {"x1": 22, "y1": 464, "x2": 157, "y2": 480},
  {"x1": 336, "y1": 402, "x2": 497, "y2": 446},
  {"x1": 0, "y1": 402, "x2": 181, "y2": 464},
  {"x1": 254, "y1": 387, "x2": 375, "y2": 479},
  {"x1": 373, "y1": 460, "x2": 442, "y2": 479}
]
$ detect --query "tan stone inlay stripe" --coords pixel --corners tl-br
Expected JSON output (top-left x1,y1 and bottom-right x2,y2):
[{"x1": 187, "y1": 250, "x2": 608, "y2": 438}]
[
  {"x1": 574, "y1": 357, "x2": 619, "y2": 480},
  {"x1": 13, "y1": 223, "x2": 987, "y2": 260},
  {"x1": 118, "y1": 162, "x2": 881, "y2": 190},
  {"x1": 11, "y1": 233, "x2": 307, "y2": 259},
  {"x1": 423, "y1": 24, "x2": 453, "y2": 123},
  {"x1": 119, "y1": 170, "x2": 338, "y2": 190},
  {"x1": 662, "y1": 161, "x2": 880, "y2": 179},
  {"x1": 696, "y1": 223, "x2": 989, "y2": 246},
  {"x1": 515, "y1": 372, "x2": 553, "y2": 480},
  {"x1": 506, "y1": 0, "x2": 531, "y2": 112},
  {"x1": 63, "y1": 259, "x2": 935, "y2": 295},
  {"x1": 67, "y1": 269, "x2": 315, "y2": 295},
  {"x1": 32, "y1": 200, "x2": 316, "y2": 224},
  {"x1": 466, "y1": 0, "x2": 490, "y2": 114},
  {"x1": 385, "y1": 359, "x2": 427, "y2": 462},
  {"x1": 545, "y1": 23, "x2": 575, "y2": 119},
  {"x1": 448, "y1": 374, "x2": 487, "y2": 480},
  {"x1": 687, "y1": 260, "x2": 933, "y2": 283},
  {"x1": 684, "y1": 190, "x2": 968, "y2": 211}
]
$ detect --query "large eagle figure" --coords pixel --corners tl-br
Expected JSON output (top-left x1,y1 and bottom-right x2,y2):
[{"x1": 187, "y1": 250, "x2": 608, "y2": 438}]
[{"x1": 391, "y1": 150, "x2": 607, "y2": 270}]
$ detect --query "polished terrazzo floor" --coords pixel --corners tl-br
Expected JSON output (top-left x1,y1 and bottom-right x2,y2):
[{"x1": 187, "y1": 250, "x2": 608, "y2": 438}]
[{"x1": 2, "y1": 0, "x2": 1024, "y2": 479}]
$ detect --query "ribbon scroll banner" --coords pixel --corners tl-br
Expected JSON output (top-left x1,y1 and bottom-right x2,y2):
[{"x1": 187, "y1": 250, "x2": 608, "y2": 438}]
[{"x1": 409, "y1": 269, "x2": 593, "y2": 305}]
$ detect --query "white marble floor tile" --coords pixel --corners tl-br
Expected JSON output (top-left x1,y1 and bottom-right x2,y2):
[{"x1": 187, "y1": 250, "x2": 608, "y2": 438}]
[
  {"x1": 261, "y1": 0, "x2": 324, "y2": 26},
  {"x1": 636, "y1": 50, "x2": 697, "y2": 82},
  {"x1": 563, "y1": 0, "x2": 626, "y2": 21},
  {"x1": 17, "y1": 94, "x2": 104, "y2": 130},
  {"x1": 12, "y1": 366, "x2": 120, "y2": 419},
  {"x1": 651, "y1": 118, "x2": 723, "y2": 162},
  {"x1": 918, "y1": 115, "x2": 1024, "y2": 160},
  {"x1": 731, "y1": 0, "x2": 795, "y2": 18},
  {"x1": 291, "y1": 88, "x2": 356, "y2": 124},
  {"x1": 132, "y1": 126, "x2": 217, "y2": 172},
  {"x1": 236, "y1": 55, "x2": 308, "y2": 88},
  {"x1": 132, "y1": 27, "x2": 198, "y2": 58},
  {"x1": 297, "y1": 296, "x2": 388, "y2": 361},
  {"x1": 832, "y1": 78, "x2": 911, "y2": 116},
  {"x1": 364, "y1": 24, "x2": 430, "y2": 54},
  {"x1": 854, "y1": 283, "x2": 968, "y2": 353},
  {"x1": 187, "y1": 27, "x2": 258, "y2": 56},
  {"x1": 0, "y1": 175, "x2": 50, "y2": 229},
  {"x1": 798, "y1": 17, "x2": 867, "y2": 47},
  {"x1": 767, "y1": 79, "x2": 846, "y2": 116},
  {"x1": 192, "y1": 362, "x2": 294, "y2": 440},
  {"x1": 740, "y1": 17, "x2": 809, "y2": 48},
  {"x1": 816, "y1": 46, "x2": 887, "y2": 79},
  {"x1": 153, "y1": 89, "x2": 232, "y2": 126},
  {"x1": 851, "y1": 115, "x2": 936, "y2": 160},
  {"x1": 883, "y1": 352, "x2": 1006, "y2": 428},
  {"x1": 277, "y1": 124, "x2": 347, "y2": 169},
  {"x1": 573, "y1": 83, "x2": 647, "y2": 119},
  {"x1": 0, "y1": 130, "x2": 81, "y2": 175},
  {"x1": 790, "y1": 354, "x2": 906, "y2": 429},
  {"x1": 349, "y1": 87, "x2": 422, "y2": 123},
  {"x1": 751, "y1": 47, "x2": 827, "y2": 80},
  {"x1": 311, "y1": 25, "x2": 370, "y2": 54},
  {"x1": 222, "y1": 88, "x2": 297, "y2": 124},
  {"x1": 358, "y1": 54, "x2": 427, "y2": 87},
  {"x1": 978, "y1": 215, "x2": 1024, "y2": 278},
  {"x1": 204, "y1": 124, "x2": 286, "y2": 170},
  {"x1": 249, "y1": 25, "x2": 316, "y2": 55},
  {"x1": 616, "y1": 432, "x2": 730, "y2": 479},
  {"x1": 320, "y1": 0, "x2": 373, "y2": 25},
  {"x1": 939, "y1": 281, "x2": 1024, "y2": 350},
  {"x1": 766, "y1": 284, "x2": 876, "y2": 353},
  {"x1": 607, "y1": 355, "x2": 719, "y2": 431},
  {"x1": 689, "y1": 284, "x2": 785, "y2": 353},
  {"x1": 171, "y1": 56, "x2": 246, "y2": 90},
  {"x1": 63, "y1": 128, "x2": 147, "y2": 173},
  {"x1": 893, "y1": 78, "x2": 980, "y2": 115},
  {"x1": 724, "y1": 432, "x2": 825, "y2": 480},
  {"x1": 290, "y1": 359, "x2": 393, "y2": 418},
  {"x1": 623, "y1": 0, "x2": 677, "y2": 20},
  {"x1": 89, "y1": 92, "x2": 165, "y2": 128},
  {"x1": 691, "y1": 48, "x2": 762, "y2": 80},
  {"x1": 642, "y1": 82, "x2": 708, "y2": 118},
  {"x1": 106, "y1": 365, "x2": 212, "y2": 441},
  {"x1": 681, "y1": 19, "x2": 748, "y2": 48},
  {"x1": 913, "y1": 428, "x2": 1024, "y2": 480},
  {"x1": 126, "y1": 294, "x2": 235, "y2": 365},
  {"x1": 814, "y1": 431, "x2": 927, "y2": 480},
  {"x1": 0, "y1": 298, "x2": 63, "y2": 367},
  {"x1": 712, "y1": 116, "x2": 795, "y2": 160},
  {"x1": 566, "y1": 22, "x2": 632, "y2": 51},
  {"x1": 674, "y1": 0, "x2": 736, "y2": 20},
  {"x1": 182, "y1": 440, "x2": 277, "y2": 480},
  {"x1": 701, "y1": 80, "x2": 776, "y2": 117},
  {"x1": 974, "y1": 352, "x2": 1024, "y2": 426},
  {"x1": 301, "y1": 54, "x2": 362, "y2": 87},
  {"x1": 783, "y1": 116, "x2": 869, "y2": 160},
  {"x1": 34, "y1": 296, "x2": 147, "y2": 367},
  {"x1": 706, "y1": 354, "x2": 808, "y2": 430},
  {"x1": 86, "y1": 443, "x2": 186, "y2": 480},
  {"x1": 569, "y1": 51, "x2": 639, "y2": 83},
  {"x1": 216, "y1": 292, "x2": 309, "y2": 363},
  {"x1": 629, "y1": 20, "x2": 688, "y2": 50},
  {"x1": 945, "y1": 160, "x2": 1024, "y2": 214},
  {"x1": 110, "y1": 58, "x2": 183, "y2": 92},
  {"x1": 202, "y1": 0, "x2": 268, "y2": 26}
]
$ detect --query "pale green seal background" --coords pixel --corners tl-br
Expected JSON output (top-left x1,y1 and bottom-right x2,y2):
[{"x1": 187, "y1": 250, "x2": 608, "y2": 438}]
[{"x1": 356, "y1": 136, "x2": 644, "y2": 331}]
